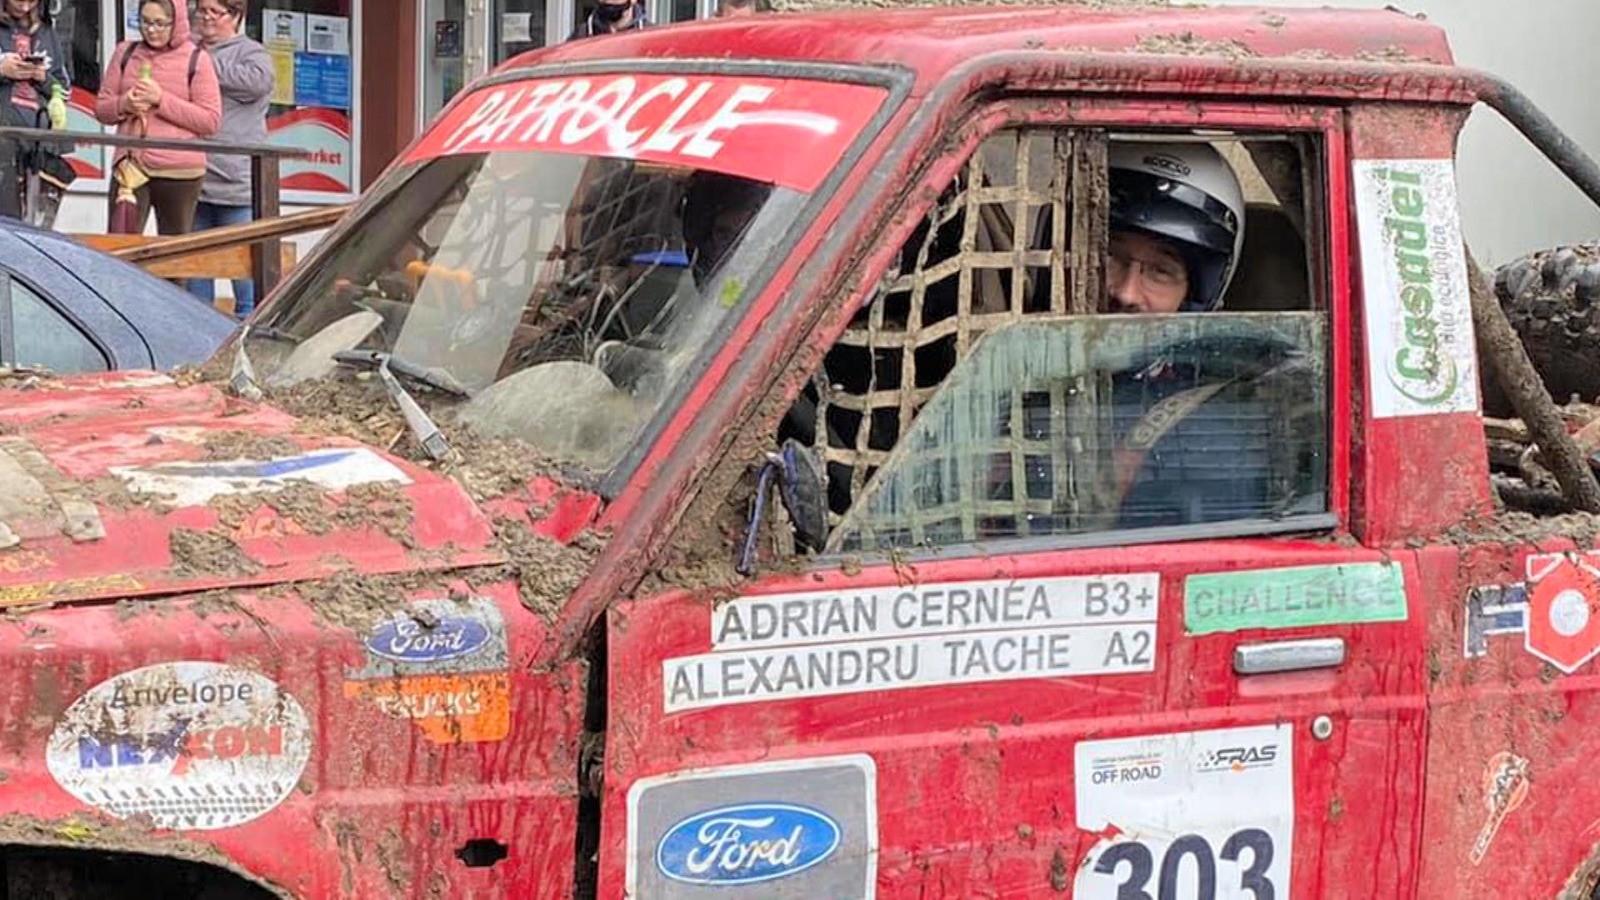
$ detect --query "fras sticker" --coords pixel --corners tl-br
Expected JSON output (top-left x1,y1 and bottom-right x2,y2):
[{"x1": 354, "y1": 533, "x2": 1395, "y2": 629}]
[
  {"x1": 45, "y1": 662, "x2": 311, "y2": 831},
  {"x1": 627, "y1": 754, "x2": 877, "y2": 899},
  {"x1": 343, "y1": 595, "x2": 511, "y2": 744},
  {"x1": 1074, "y1": 724, "x2": 1293, "y2": 900},
  {"x1": 662, "y1": 574, "x2": 1158, "y2": 713},
  {"x1": 1353, "y1": 159, "x2": 1478, "y2": 419}
]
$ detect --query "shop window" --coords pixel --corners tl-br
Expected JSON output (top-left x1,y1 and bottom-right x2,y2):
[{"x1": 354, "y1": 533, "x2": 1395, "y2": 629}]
[
  {"x1": 780, "y1": 127, "x2": 1329, "y2": 555},
  {"x1": 247, "y1": 0, "x2": 358, "y2": 198}
]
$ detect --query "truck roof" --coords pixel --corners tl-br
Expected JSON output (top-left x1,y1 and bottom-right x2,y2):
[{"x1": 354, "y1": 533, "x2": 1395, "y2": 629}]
[{"x1": 518, "y1": 4, "x2": 1455, "y2": 91}]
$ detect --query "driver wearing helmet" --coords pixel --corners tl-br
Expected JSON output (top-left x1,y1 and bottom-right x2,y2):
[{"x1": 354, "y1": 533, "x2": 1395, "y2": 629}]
[
  {"x1": 1106, "y1": 141, "x2": 1244, "y2": 315},
  {"x1": 1102, "y1": 142, "x2": 1308, "y2": 528}
]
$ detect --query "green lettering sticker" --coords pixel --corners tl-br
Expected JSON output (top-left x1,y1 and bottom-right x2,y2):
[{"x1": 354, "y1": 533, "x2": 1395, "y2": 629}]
[{"x1": 1183, "y1": 562, "x2": 1407, "y2": 635}]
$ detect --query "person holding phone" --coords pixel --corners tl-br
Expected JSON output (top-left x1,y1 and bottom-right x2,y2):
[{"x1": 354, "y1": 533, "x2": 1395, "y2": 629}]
[{"x1": 0, "y1": 0, "x2": 70, "y2": 220}]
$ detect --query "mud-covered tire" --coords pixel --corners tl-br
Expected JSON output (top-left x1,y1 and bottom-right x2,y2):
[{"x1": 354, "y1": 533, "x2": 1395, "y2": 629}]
[{"x1": 1485, "y1": 244, "x2": 1600, "y2": 416}]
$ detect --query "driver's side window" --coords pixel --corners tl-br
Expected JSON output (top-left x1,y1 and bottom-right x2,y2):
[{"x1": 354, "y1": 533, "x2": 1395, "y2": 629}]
[{"x1": 778, "y1": 125, "x2": 1330, "y2": 556}]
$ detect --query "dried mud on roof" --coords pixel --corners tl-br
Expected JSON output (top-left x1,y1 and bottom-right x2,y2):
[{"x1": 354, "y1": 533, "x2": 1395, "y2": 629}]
[
  {"x1": 1134, "y1": 31, "x2": 1256, "y2": 59},
  {"x1": 168, "y1": 528, "x2": 261, "y2": 578}
]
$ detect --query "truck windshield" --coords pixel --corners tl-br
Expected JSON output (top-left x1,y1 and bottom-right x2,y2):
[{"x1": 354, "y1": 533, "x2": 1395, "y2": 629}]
[{"x1": 246, "y1": 72, "x2": 885, "y2": 475}]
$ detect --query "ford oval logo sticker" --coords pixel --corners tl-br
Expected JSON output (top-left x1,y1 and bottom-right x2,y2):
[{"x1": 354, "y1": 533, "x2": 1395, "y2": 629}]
[
  {"x1": 365, "y1": 615, "x2": 490, "y2": 663},
  {"x1": 656, "y1": 803, "x2": 841, "y2": 885}
]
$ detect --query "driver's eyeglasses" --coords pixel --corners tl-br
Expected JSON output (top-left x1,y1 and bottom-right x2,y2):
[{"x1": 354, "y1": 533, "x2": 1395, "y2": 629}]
[{"x1": 1107, "y1": 246, "x2": 1186, "y2": 289}]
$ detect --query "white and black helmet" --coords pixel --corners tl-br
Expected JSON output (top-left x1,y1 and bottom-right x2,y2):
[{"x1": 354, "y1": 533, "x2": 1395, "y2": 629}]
[{"x1": 1109, "y1": 141, "x2": 1246, "y2": 311}]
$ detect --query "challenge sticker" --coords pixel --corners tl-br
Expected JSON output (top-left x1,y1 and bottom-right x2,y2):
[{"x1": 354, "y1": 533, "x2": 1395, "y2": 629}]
[
  {"x1": 45, "y1": 662, "x2": 312, "y2": 831},
  {"x1": 342, "y1": 595, "x2": 511, "y2": 743},
  {"x1": 1353, "y1": 158, "x2": 1478, "y2": 419},
  {"x1": 663, "y1": 575, "x2": 1159, "y2": 712},
  {"x1": 1184, "y1": 561, "x2": 1408, "y2": 635},
  {"x1": 1074, "y1": 724, "x2": 1294, "y2": 900}
]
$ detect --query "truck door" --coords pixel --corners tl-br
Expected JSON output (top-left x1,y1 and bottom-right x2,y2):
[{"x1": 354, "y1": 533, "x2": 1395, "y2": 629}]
[{"x1": 598, "y1": 104, "x2": 1426, "y2": 898}]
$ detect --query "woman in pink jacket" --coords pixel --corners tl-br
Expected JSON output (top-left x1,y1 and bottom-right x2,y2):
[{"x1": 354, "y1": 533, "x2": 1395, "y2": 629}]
[{"x1": 94, "y1": 0, "x2": 221, "y2": 234}]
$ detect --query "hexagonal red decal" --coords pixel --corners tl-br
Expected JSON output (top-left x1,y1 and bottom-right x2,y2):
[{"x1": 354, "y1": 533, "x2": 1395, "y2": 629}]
[{"x1": 1525, "y1": 553, "x2": 1600, "y2": 674}]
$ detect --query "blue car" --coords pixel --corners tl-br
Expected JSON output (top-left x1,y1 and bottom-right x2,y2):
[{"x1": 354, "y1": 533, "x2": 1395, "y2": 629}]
[{"x1": 0, "y1": 219, "x2": 236, "y2": 373}]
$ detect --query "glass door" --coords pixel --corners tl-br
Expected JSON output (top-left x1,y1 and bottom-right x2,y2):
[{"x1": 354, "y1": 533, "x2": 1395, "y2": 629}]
[{"x1": 492, "y1": 0, "x2": 548, "y2": 65}]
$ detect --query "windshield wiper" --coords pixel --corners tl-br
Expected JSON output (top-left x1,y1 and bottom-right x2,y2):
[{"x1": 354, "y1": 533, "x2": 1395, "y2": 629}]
[
  {"x1": 332, "y1": 350, "x2": 458, "y2": 462},
  {"x1": 248, "y1": 324, "x2": 302, "y2": 345},
  {"x1": 332, "y1": 349, "x2": 471, "y2": 397}
]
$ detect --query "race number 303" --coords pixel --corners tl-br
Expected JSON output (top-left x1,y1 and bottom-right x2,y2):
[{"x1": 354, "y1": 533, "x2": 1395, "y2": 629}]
[{"x1": 1074, "y1": 725, "x2": 1294, "y2": 900}]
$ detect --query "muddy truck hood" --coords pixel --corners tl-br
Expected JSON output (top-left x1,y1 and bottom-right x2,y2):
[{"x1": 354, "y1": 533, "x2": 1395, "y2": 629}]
[{"x1": 0, "y1": 372, "x2": 600, "y2": 609}]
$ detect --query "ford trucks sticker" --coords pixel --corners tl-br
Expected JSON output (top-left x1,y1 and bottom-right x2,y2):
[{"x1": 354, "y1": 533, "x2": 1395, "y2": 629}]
[
  {"x1": 1074, "y1": 725, "x2": 1293, "y2": 900},
  {"x1": 1183, "y1": 561, "x2": 1408, "y2": 635},
  {"x1": 628, "y1": 755, "x2": 877, "y2": 899},
  {"x1": 45, "y1": 662, "x2": 312, "y2": 831},
  {"x1": 1464, "y1": 552, "x2": 1600, "y2": 674},
  {"x1": 407, "y1": 73, "x2": 887, "y2": 192},
  {"x1": 343, "y1": 595, "x2": 511, "y2": 743},
  {"x1": 1353, "y1": 159, "x2": 1478, "y2": 419},
  {"x1": 112, "y1": 447, "x2": 410, "y2": 506},
  {"x1": 657, "y1": 803, "x2": 842, "y2": 886},
  {"x1": 663, "y1": 575, "x2": 1159, "y2": 712}
]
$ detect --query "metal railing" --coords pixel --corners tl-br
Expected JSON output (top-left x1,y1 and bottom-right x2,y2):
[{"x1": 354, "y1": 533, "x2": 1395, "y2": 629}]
[{"x1": 0, "y1": 126, "x2": 317, "y2": 295}]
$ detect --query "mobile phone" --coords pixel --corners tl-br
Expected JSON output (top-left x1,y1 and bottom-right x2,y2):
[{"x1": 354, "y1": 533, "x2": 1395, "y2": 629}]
[{"x1": 23, "y1": 53, "x2": 47, "y2": 65}]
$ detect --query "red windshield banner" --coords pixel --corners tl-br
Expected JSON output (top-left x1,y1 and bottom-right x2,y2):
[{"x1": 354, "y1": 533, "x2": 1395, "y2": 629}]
[{"x1": 407, "y1": 74, "x2": 886, "y2": 191}]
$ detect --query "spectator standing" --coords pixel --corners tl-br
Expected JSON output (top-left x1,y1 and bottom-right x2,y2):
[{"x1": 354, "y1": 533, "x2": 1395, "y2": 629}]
[
  {"x1": 569, "y1": 0, "x2": 649, "y2": 40},
  {"x1": 0, "y1": 0, "x2": 69, "y2": 220},
  {"x1": 95, "y1": 0, "x2": 222, "y2": 235},
  {"x1": 188, "y1": 0, "x2": 272, "y2": 318}
]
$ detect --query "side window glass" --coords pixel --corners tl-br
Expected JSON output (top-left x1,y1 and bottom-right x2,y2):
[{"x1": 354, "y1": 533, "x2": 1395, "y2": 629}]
[
  {"x1": 782, "y1": 127, "x2": 1329, "y2": 555},
  {"x1": 10, "y1": 277, "x2": 107, "y2": 373}
]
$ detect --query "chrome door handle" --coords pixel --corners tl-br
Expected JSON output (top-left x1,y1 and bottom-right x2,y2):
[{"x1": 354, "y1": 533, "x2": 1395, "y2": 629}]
[{"x1": 1233, "y1": 638, "x2": 1346, "y2": 675}]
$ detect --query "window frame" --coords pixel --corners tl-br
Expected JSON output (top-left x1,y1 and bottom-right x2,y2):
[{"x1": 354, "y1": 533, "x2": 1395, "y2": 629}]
[
  {"x1": 0, "y1": 266, "x2": 112, "y2": 372},
  {"x1": 772, "y1": 98, "x2": 1350, "y2": 565}
]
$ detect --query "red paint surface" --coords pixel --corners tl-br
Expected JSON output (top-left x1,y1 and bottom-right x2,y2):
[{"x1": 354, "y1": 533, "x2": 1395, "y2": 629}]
[{"x1": 5, "y1": 5, "x2": 1598, "y2": 897}]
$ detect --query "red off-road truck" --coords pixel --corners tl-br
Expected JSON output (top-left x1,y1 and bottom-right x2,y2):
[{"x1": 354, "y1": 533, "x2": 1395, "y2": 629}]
[{"x1": 1, "y1": 4, "x2": 1598, "y2": 898}]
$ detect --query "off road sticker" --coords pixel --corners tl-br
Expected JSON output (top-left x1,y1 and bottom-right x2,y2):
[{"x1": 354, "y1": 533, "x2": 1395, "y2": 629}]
[
  {"x1": 1353, "y1": 158, "x2": 1477, "y2": 419},
  {"x1": 111, "y1": 447, "x2": 410, "y2": 506},
  {"x1": 1074, "y1": 724, "x2": 1293, "y2": 900},
  {"x1": 1184, "y1": 561, "x2": 1408, "y2": 635},
  {"x1": 45, "y1": 662, "x2": 311, "y2": 831},
  {"x1": 342, "y1": 595, "x2": 511, "y2": 743},
  {"x1": 663, "y1": 575, "x2": 1158, "y2": 712},
  {"x1": 627, "y1": 754, "x2": 877, "y2": 898}
]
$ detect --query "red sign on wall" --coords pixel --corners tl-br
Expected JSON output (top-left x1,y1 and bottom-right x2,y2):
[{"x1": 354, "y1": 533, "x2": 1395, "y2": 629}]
[{"x1": 407, "y1": 73, "x2": 887, "y2": 191}]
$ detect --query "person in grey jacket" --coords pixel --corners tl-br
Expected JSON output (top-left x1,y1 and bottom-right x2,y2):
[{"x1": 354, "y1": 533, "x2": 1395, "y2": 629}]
[{"x1": 188, "y1": 0, "x2": 272, "y2": 318}]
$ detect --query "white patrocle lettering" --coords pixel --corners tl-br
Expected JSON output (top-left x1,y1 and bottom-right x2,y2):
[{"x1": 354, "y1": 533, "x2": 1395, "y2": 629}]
[{"x1": 439, "y1": 76, "x2": 840, "y2": 162}]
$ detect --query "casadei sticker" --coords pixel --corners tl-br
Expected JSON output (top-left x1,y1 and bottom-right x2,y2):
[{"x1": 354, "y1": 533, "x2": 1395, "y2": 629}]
[
  {"x1": 45, "y1": 662, "x2": 312, "y2": 831},
  {"x1": 662, "y1": 574, "x2": 1159, "y2": 713},
  {"x1": 1074, "y1": 725, "x2": 1294, "y2": 900},
  {"x1": 1353, "y1": 158, "x2": 1479, "y2": 419},
  {"x1": 626, "y1": 754, "x2": 877, "y2": 899},
  {"x1": 342, "y1": 595, "x2": 511, "y2": 743}
]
